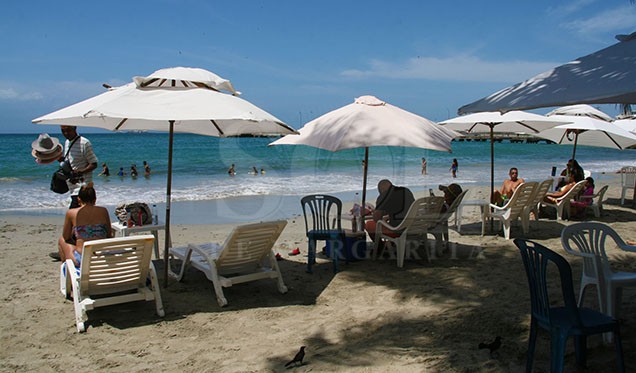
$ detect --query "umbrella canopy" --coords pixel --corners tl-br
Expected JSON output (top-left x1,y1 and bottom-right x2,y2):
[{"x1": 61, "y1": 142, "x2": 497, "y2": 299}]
[
  {"x1": 538, "y1": 116, "x2": 636, "y2": 159},
  {"x1": 614, "y1": 116, "x2": 636, "y2": 134},
  {"x1": 458, "y1": 32, "x2": 636, "y2": 114},
  {"x1": 269, "y1": 95, "x2": 458, "y2": 208},
  {"x1": 33, "y1": 67, "x2": 297, "y2": 286},
  {"x1": 438, "y1": 111, "x2": 569, "y2": 207},
  {"x1": 546, "y1": 104, "x2": 614, "y2": 122}
]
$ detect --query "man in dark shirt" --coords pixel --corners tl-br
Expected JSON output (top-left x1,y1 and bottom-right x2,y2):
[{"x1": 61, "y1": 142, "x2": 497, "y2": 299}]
[{"x1": 365, "y1": 179, "x2": 415, "y2": 237}]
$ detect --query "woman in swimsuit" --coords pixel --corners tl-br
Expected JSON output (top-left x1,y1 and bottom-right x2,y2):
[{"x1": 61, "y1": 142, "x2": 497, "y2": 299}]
[{"x1": 57, "y1": 185, "x2": 113, "y2": 267}]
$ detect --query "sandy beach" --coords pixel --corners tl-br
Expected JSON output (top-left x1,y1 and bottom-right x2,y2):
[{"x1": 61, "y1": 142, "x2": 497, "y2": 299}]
[{"x1": 1, "y1": 183, "x2": 635, "y2": 372}]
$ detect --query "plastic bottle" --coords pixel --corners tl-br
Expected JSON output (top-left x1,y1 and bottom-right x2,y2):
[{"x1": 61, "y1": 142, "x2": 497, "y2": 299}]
[
  {"x1": 429, "y1": 188, "x2": 434, "y2": 197},
  {"x1": 152, "y1": 204, "x2": 158, "y2": 225}
]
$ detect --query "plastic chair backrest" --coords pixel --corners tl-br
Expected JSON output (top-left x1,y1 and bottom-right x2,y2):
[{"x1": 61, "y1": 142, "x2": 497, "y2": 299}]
[
  {"x1": 300, "y1": 194, "x2": 342, "y2": 234},
  {"x1": 556, "y1": 180, "x2": 587, "y2": 203},
  {"x1": 438, "y1": 189, "x2": 468, "y2": 222},
  {"x1": 514, "y1": 238, "x2": 582, "y2": 328},
  {"x1": 502, "y1": 182, "x2": 537, "y2": 217},
  {"x1": 531, "y1": 179, "x2": 554, "y2": 207},
  {"x1": 620, "y1": 166, "x2": 636, "y2": 186},
  {"x1": 561, "y1": 222, "x2": 623, "y2": 283},
  {"x1": 394, "y1": 196, "x2": 444, "y2": 233}
]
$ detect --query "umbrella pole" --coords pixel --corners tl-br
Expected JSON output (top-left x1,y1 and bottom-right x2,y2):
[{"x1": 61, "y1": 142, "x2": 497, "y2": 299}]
[
  {"x1": 489, "y1": 125, "x2": 495, "y2": 234},
  {"x1": 572, "y1": 132, "x2": 578, "y2": 160},
  {"x1": 163, "y1": 120, "x2": 174, "y2": 288},
  {"x1": 361, "y1": 147, "x2": 369, "y2": 211}
]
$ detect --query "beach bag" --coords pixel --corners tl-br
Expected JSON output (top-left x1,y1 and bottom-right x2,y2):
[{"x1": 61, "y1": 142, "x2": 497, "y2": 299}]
[
  {"x1": 115, "y1": 202, "x2": 153, "y2": 226},
  {"x1": 50, "y1": 161, "x2": 73, "y2": 194},
  {"x1": 49, "y1": 137, "x2": 79, "y2": 194}
]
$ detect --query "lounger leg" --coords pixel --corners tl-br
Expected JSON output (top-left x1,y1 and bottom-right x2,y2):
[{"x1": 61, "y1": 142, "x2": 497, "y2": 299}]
[
  {"x1": 148, "y1": 263, "x2": 165, "y2": 317},
  {"x1": 209, "y1": 264, "x2": 228, "y2": 307},
  {"x1": 269, "y1": 252, "x2": 288, "y2": 293}
]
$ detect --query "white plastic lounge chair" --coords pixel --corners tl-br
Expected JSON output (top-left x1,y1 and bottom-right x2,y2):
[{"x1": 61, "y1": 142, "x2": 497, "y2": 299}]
[
  {"x1": 60, "y1": 235, "x2": 164, "y2": 333},
  {"x1": 487, "y1": 182, "x2": 537, "y2": 239},
  {"x1": 374, "y1": 197, "x2": 444, "y2": 267},
  {"x1": 541, "y1": 179, "x2": 587, "y2": 220},
  {"x1": 580, "y1": 184, "x2": 608, "y2": 218},
  {"x1": 428, "y1": 189, "x2": 468, "y2": 256},
  {"x1": 619, "y1": 166, "x2": 636, "y2": 205},
  {"x1": 561, "y1": 222, "x2": 636, "y2": 343},
  {"x1": 170, "y1": 220, "x2": 288, "y2": 307},
  {"x1": 525, "y1": 178, "x2": 554, "y2": 225}
]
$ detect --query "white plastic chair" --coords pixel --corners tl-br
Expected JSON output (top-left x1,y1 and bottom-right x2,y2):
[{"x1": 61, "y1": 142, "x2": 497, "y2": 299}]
[
  {"x1": 581, "y1": 184, "x2": 608, "y2": 218},
  {"x1": 619, "y1": 166, "x2": 636, "y2": 205},
  {"x1": 428, "y1": 189, "x2": 468, "y2": 255},
  {"x1": 374, "y1": 197, "x2": 444, "y2": 267},
  {"x1": 561, "y1": 222, "x2": 636, "y2": 321},
  {"x1": 60, "y1": 235, "x2": 164, "y2": 333},
  {"x1": 541, "y1": 180, "x2": 587, "y2": 220},
  {"x1": 170, "y1": 220, "x2": 288, "y2": 307},
  {"x1": 488, "y1": 182, "x2": 537, "y2": 239},
  {"x1": 525, "y1": 178, "x2": 554, "y2": 225}
]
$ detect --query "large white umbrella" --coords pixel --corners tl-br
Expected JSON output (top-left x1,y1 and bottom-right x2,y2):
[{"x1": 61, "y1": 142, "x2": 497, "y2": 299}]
[
  {"x1": 269, "y1": 95, "x2": 458, "y2": 208},
  {"x1": 33, "y1": 67, "x2": 297, "y2": 286},
  {"x1": 614, "y1": 116, "x2": 636, "y2": 134},
  {"x1": 458, "y1": 32, "x2": 636, "y2": 114},
  {"x1": 538, "y1": 115, "x2": 636, "y2": 159},
  {"x1": 546, "y1": 104, "x2": 614, "y2": 122},
  {"x1": 438, "y1": 111, "x2": 570, "y2": 205}
]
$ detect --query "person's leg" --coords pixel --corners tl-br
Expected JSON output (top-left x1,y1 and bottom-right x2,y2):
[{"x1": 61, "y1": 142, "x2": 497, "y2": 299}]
[{"x1": 58, "y1": 236, "x2": 79, "y2": 266}]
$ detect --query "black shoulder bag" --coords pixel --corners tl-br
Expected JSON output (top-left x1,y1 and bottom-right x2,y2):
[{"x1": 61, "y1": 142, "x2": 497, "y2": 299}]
[{"x1": 50, "y1": 136, "x2": 79, "y2": 194}]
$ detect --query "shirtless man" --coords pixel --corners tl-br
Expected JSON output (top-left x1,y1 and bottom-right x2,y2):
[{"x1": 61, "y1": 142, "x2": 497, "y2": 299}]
[{"x1": 491, "y1": 167, "x2": 525, "y2": 205}]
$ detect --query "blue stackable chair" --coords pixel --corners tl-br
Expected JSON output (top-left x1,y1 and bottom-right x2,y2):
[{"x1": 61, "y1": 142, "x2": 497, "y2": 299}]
[
  {"x1": 300, "y1": 194, "x2": 346, "y2": 273},
  {"x1": 513, "y1": 238, "x2": 625, "y2": 373}
]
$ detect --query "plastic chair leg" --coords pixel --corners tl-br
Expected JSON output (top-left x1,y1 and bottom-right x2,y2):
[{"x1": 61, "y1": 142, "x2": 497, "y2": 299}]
[
  {"x1": 526, "y1": 321, "x2": 538, "y2": 373},
  {"x1": 307, "y1": 239, "x2": 317, "y2": 273}
]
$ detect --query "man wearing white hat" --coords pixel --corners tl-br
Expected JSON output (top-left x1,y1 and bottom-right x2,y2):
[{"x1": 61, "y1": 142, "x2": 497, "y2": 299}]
[{"x1": 59, "y1": 125, "x2": 98, "y2": 209}]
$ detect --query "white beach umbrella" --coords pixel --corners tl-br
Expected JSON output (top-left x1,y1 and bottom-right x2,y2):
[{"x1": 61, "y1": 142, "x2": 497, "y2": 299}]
[
  {"x1": 546, "y1": 104, "x2": 614, "y2": 122},
  {"x1": 614, "y1": 116, "x2": 636, "y2": 134},
  {"x1": 33, "y1": 67, "x2": 297, "y2": 286},
  {"x1": 538, "y1": 116, "x2": 636, "y2": 159},
  {"x1": 438, "y1": 111, "x2": 570, "y2": 204},
  {"x1": 459, "y1": 32, "x2": 636, "y2": 114},
  {"x1": 269, "y1": 95, "x2": 458, "y2": 208}
]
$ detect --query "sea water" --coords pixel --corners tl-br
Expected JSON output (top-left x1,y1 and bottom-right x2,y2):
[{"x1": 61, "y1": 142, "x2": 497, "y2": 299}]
[{"x1": 2, "y1": 132, "x2": 633, "y2": 223}]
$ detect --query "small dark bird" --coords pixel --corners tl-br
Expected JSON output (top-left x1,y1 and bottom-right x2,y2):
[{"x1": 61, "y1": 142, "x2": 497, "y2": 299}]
[
  {"x1": 102, "y1": 83, "x2": 112, "y2": 89},
  {"x1": 479, "y1": 336, "x2": 502, "y2": 356},
  {"x1": 285, "y1": 346, "x2": 306, "y2": 367}
]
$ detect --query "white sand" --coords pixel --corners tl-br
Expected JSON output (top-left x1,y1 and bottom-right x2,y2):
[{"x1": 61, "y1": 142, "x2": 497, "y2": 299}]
[{"x1": 1, "y1": 184, "x2": 635, "y2": 372}]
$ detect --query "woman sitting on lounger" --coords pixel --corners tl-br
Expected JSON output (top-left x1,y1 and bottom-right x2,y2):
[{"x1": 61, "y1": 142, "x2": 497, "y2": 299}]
[
  {"x1": 544, "y1": 174, "x2": 581, "y2": 204},
  {"x1": 57, "y1": 186, "x2": 113, "y2": 267}
]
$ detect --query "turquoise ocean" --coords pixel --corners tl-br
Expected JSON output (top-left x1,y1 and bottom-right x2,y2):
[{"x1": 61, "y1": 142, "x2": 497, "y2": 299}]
[{"x1": 1, "y1": 132, "x2": 633, "y2": 224}]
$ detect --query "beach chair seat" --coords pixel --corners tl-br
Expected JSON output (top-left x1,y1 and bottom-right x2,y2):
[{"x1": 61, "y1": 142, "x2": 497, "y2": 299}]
[
  {"x1": 374, "y1": 196, "x2": 444, "y2": 267},
  {"x1": 60, "y1": 235, "x2": 164, "y2": 333},
  {"x1": 169, "y1": 220, "x2": 288, "y2": 307},
  {"x1": 619, "y1": 166, "x2": 636, "y2": 205},
  {"x1": 541, "y1": 179, "x2": 587, "y2": 220},
  {"x1": 487, "y1": 182, "x2": 537, "y2": 239}
]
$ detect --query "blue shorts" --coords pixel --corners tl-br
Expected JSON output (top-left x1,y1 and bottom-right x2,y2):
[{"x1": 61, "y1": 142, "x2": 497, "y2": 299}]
[{"x1": 74, "y1": 251, "x2": 82, "y2": 267}]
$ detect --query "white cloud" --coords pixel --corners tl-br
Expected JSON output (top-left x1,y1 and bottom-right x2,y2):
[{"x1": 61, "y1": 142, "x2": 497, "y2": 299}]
[
  {"x1": 0, "y1": 86, "x2": 43, "y2": 101},
  {"x1": 560, "y1": 5, "x2": 636, "y2": 35},
  {"x1": 340, "y1": 55, "x2": 560, "y2": 83},
  {"x1": 547, "y1": 0, "x2": 597, "y2": 17}
]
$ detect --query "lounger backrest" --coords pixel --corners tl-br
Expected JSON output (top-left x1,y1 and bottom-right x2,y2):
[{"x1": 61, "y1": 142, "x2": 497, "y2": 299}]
[
  {"x1": 217, "y1": 220, "x2": 287, "y2": 273},
  {"x1": 621, "y1": 166, "x2": 636, "y2": 187},
  {"x1": 396, "y1": 196, "x2": 444, "y2": 234},
  {"x1": 531, "y1": 179, "x2": 554, "y2": 208},
  {"x1": 556, "y1": 180, "x2": 587, "y2": 202},
  {"x1": 80, "y1": 235, "x2": 155, "y2": 296},
  {"x1": 503, "y1": 182, "x2": 537, "y2": 218}
]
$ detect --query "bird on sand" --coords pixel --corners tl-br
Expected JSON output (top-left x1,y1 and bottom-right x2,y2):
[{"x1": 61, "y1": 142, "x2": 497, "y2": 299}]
[
  {"x1": 285, "y1": 346, "x2": 306, "y2": 367},
  {"x1": 478, "y1": 336, "x2": 502, "y2": 357}
]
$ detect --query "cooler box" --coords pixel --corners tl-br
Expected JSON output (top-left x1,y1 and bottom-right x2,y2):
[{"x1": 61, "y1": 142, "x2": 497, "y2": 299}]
[{"x1": 325, "y1": 232, "x2": 368, "y2": 261}]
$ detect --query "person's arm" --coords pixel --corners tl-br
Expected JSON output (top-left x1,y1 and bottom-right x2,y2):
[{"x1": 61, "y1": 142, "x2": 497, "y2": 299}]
[{"x1": 62, "y1": 211, "x2": 74, "y2": 242}]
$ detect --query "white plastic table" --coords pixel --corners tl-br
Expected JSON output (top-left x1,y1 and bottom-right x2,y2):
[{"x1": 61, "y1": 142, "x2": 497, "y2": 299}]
[
  {"x1": 111, "y1": 221, "x2": 169, "y2": 259},
  {"x1": 455, "y1": 199, "x2": 488, "y2": 236}
]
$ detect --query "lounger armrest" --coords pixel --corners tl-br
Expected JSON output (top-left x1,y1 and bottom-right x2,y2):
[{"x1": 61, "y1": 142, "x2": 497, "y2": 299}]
[{"x1": 376, "y1": 219, "x2": 400, "y2": 232}]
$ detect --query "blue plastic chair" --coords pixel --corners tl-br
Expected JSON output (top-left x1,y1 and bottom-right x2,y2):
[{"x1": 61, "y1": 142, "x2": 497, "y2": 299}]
[
  {"x1": 513, "y1": 238, "x2": 625, "y2": 373},
  {"x1": 300, "y1": 195, "x2": 346, "y2": 273}
]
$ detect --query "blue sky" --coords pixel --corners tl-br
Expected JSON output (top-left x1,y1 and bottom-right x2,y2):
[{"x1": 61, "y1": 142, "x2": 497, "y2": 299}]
[{"x1": 2, "y1": 0, "x2": 636, "y2": 133}]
